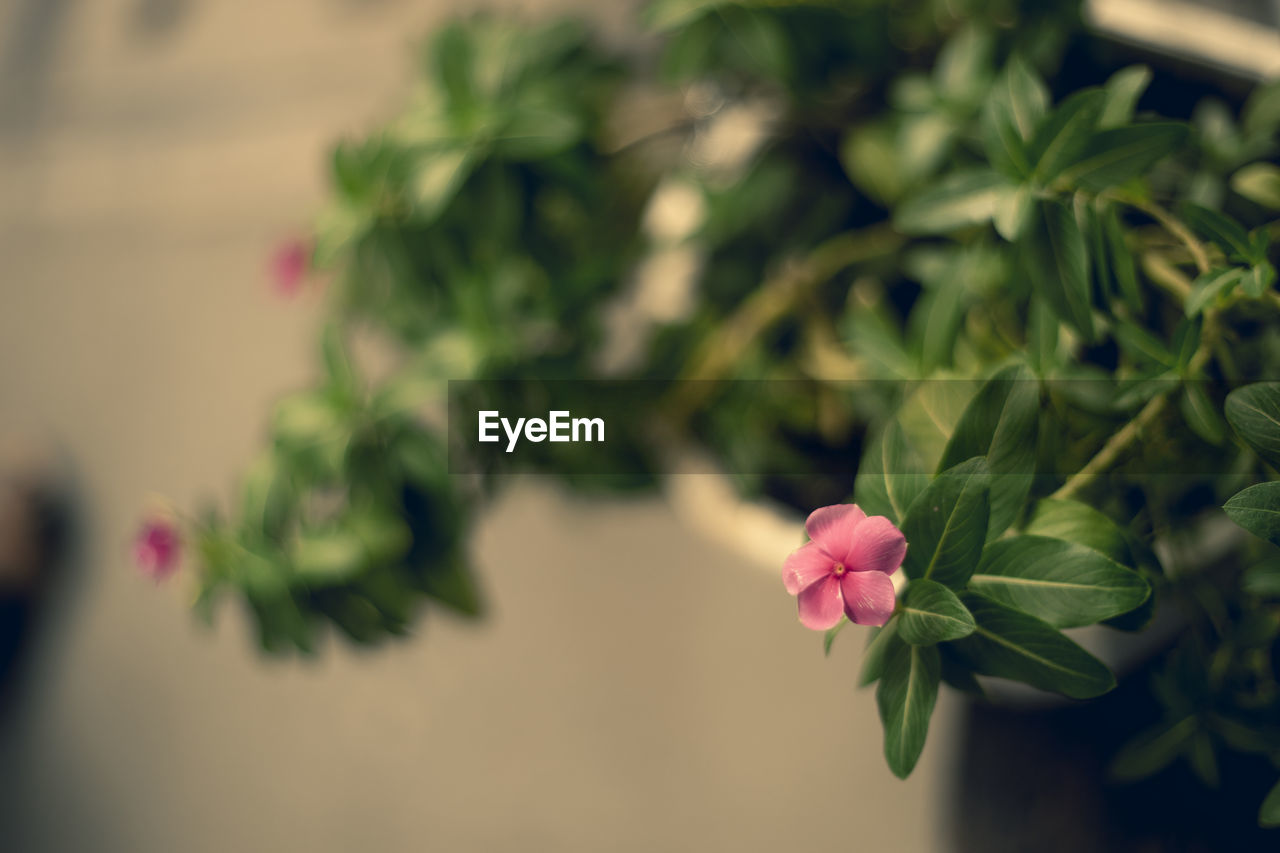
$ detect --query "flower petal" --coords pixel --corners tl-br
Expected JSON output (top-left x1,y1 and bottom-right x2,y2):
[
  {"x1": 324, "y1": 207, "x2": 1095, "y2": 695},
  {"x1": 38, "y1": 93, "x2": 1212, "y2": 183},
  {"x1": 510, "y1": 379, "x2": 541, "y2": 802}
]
[
  {"x1": 840, "y1": 570, "x2": 896, "y2": 626},
  {"x1": 783, "y1": 541, "x2": 834, "y2": 596},
  {"x1": 844, "y1": 515, "x2": 907, "y2": 574},
  {"x1": 797, "y1": 575, "x2": 845, "y2": 631},
  {"x1": 804, "y1": 504, "x2": 866, "y2": 554}
]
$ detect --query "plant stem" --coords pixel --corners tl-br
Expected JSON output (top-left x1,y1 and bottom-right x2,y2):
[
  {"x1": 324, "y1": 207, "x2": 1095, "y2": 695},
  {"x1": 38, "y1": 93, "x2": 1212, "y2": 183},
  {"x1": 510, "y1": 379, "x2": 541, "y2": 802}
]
[
  {"x1": 1050, "y1": 312, "x2": 1221, "y2": 501},
  {"x1": 663, "y1": 225, "x2": 903, "y2": 421},
  {"x1": 1049, "y1": 393, "x2": 1170, "y2": 501},
  {"x1": 1114, "y1": 193, "x2": 1211, "y2": 275}
]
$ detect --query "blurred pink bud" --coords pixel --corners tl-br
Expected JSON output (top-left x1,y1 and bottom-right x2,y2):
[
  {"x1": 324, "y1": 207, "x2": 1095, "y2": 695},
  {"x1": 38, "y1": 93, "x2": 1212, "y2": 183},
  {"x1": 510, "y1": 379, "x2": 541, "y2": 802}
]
[
  {"x1": 270, "y1": 238, "x2": 310, "y2": 297},
  {"x1": 783, "y1": 504, "x2": 906, "y2": 630},
  {"x1": 134, "y1": 518, "x2": 180, "y2": 580}
]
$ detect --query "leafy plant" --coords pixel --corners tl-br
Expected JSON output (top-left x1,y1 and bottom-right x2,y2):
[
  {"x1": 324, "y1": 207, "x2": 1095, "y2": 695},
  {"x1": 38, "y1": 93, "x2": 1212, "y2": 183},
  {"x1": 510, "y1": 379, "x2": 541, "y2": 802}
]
[{"x1": 150, "y1": 0, "x2": 1280, "y2": 830}]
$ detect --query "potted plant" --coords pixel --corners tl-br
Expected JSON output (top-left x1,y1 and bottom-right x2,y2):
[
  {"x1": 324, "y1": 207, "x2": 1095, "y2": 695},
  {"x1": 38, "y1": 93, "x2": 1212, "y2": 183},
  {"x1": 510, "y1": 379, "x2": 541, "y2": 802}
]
[{"x1": 140, "y1": 1, "x2": 1280, "y2": 844}]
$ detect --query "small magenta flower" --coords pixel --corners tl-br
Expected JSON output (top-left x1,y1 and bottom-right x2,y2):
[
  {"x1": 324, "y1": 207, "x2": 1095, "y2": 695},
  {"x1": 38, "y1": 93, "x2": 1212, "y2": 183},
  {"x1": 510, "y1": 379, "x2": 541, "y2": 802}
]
[
  {"x1": 783, "y1": 504, "x2": 906, "y2": 630},
  {"x1": 270, "y1": 238, "x2": 310, "y2": 297},
  {"x1": 134, "y1": 517, "x2": 181, "y2": 580}
]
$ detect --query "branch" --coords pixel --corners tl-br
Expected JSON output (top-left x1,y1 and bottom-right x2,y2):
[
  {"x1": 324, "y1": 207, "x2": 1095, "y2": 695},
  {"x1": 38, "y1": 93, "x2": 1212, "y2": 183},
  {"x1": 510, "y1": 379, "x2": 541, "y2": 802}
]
[{"x1": 663, "y1": 225, "x2": 903, "y2": 421}]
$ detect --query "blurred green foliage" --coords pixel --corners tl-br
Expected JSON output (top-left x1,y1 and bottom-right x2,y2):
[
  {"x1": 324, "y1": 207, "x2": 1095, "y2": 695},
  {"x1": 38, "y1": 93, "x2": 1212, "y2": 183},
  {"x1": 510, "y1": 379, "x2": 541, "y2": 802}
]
[{"x1": 176, "y1": 0, "x2": 1280, "y2": 825}]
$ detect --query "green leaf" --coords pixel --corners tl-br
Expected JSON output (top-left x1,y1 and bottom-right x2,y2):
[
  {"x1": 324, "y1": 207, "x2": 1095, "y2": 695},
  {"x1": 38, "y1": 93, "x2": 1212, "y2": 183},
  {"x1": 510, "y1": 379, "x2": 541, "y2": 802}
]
[
  {"x1": 1103, "y1": 205, "x2": 1143, "y2": 312},
  {"x1": 876, "y1": 641, "x2": 941, "y2": 779},
  {"x1": 982, "y1": 56, "x2": 1048, "y2": 179},
  {"x1": 421, "y1": 555, "x2": 482, "y2": 616},
  {"x1": 913, "y1": 285, "x2": 969, "y2": 374},
  {"x1": 1025, "y1": 499, "x2": 1132, "y2": 564},
  {"x1": 1171, "y1": 315, "x2": 1203, "y2": 374},
  {"x1": 823, "y1": 617, "x2": 848, "y2": 656},
  {"x1": 1181, "y1": 203, "x2": 1256, "y2": 262},
  {"x1": 1231, "y1": 162, "x2": 1280, "y2": 209},
  {"x1": 410, "y1": 148, "x2": 475, "y2": 223},
  {"x1": 1099, "y1": 65, "x2": 1152, "y2": 128},
  {"x1": 938, "y1": 365, "x2": 1038, "y2": 538},
  {"x1": 1224, "y1": 482, "x2": 1280, "y2": 546},
  {"x1": 1109, "y1": 717, "x2": 1196, "y2": 781},
  {"x1": 898, "y1": 579, "x2": 976, "y2": 644},
  {"x1": 1057, "y1": 124, "x2": 1188, "y2": 191},
  {"x1": 1225, "y1": 382, "x2": 1280, "y2": 468},
  {"x1": 858, "y1": 615, "x2": 903, "y2": 686},
  {"x1": 1185, "y1": 267, "x2": 1245, "y2": 316},
  {"x1": 292, "y1": 530, "x2": 366, "y2": 582},
  {"x1": 901, "y1": 457, "x2": 991, "y2": 588},
  {"x1": 1261, "y1": 778, "x2": 1280, "y2": 828},
  {"x1": 934, "y1": 24, "x2": 994, "y2": 107},
  {"x1": 967, "y1": 535, "x2": 1150, "y2": 628},
  {"x1": 1243, "y1": 561, "x2": 1280, "y2": 597},
  {"x1": 1029, "y1": 89, "x2": 1105, "y2": 183},
  {"x1": 939, "y1": 645, "x2": 985, "y2": 697},
  {"x1": 993, "y1": 183, "x2": 1033, "y2": 241},
  {"x1": 894, "y1": 169, "x2": 1010, "y2": 234},
  {"x1": 1023, "y1": 199, "x2": 1095, "y2": 341},
  {"x1": 1112, "y1": 318, "x2": 1175, "y2": 367},
  {"x1": 1026, "y1": 297, "x2": 1060, "y2": 376},
  {"x1": 951, "y1": 593, "x2": 1116, "y2": 698},
  {"x1": 840, "y1": 123, "x2": 906, "y2": 206},
  {"x1": 854, "y1": 420, "x2": 931, "y2": 525},
  {"x1": 1187, "y1": 733, "x2": 1220, "y2": 788},
  {"x1": 1180, "y1": 381, "x2": 1227, "y2": 445},
  {"x1": 1244, "y1": 261, "x2": 1277, "y2": 299}
]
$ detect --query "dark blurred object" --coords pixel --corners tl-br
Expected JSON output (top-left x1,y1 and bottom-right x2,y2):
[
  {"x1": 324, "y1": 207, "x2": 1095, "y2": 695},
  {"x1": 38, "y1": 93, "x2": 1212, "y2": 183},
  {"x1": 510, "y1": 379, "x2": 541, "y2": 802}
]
[
  {"x1": 952, "y1": 665, "x2": 1278, "y2": 852},
  {"x1": 0, "y1": 436, "x2": 72, "y2": 715}
]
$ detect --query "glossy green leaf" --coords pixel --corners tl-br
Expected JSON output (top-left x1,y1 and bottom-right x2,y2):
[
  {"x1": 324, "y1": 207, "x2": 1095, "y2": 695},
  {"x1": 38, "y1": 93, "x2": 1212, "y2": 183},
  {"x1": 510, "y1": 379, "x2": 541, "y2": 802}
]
[
  {"x1": 1025, "y1": 499, "x2": 1132, "y2": 565},
  {"x1": 951, "y1": 593, "x2": 1116, "y2": 699},
  {"x1": 854, "y1": 420, "x2": 931, "y2": 525},
  {"x1": 933, "y1": 24, "x2": 994, "y2": 107},
  {"x1": 901, "y1": 457, "x2": 991, "y2": 588},
  {"x1": 938, "y1": 365, "x2": 1038, "y2": 538},
  {"x1": 967, "y1": 535, "x2": 1150, "y2": 628},
  {"x1": 894, "y1": 169, "x2": 1010, "y2": 234},
  {"x1": 982, "y1": 56, "x2": 1048, "y2": 179},
  {"x1": 1243, "y1": 261, "x2": 1277, "y2": 299},
  {"x1": 1030, "y1": 89, "x2": 1105, "y2": 183},
  {"x1": 824, "y1": 617, "x2": 848, "y2": 657},
  {"x1": 1112, "y1": 319, "x2": 1175, "y2": 367},
  {"x1": 898, "y1": 579, "x2": 976, "y2": 644},
  {"x1": 1225, "y1": 383, "x2": 1280, "y2": 468},
  {"x1": 1023, "y1": 199, "x2": 1095, "y2": 341},
  {"x1": 1103, "y1": 205, "x2": 1143, "y2": 312},
  {"x1": 1185, "y1": 267, "x2": 1245, "y2": 316},
  {"x1": 1057, "y1": 124, "x2": 1188, "y2": 191},
  {"x1": 421, "y1": 555, "x2": 482, "y2": 616},
  {"x1": 858, "y1": 615, "x2": 903, "y2": 686},
  {"x1": 1181, "y1": 203, "x2": 1256, "y2": 262},
  {"x1": 1231, "y1": 163, "x2": 1280, "y2": 209},
  {"x1": 1109, "y1": 717, "x2": 1196, "y2": 781},
  {"x1": 914, "y1": 284, "x2": 969, "y2": 374},
  {"x1": 1181, "y1": 381, "x2": 1227, "y2": 445},
  {"x1": 1224, "y1": 482, "x2": 1280, "y2": 546},
  {"x1": 1261, "y1": 778, "x2": 1280, "y2": 828},
  {"x1": 292, "y1": 530, "x2": 366, "y2": 582},
  {"x1": 1026, "y1": 297, "x2": 1060, "y2": 376},
  {"x1": 993, "y1": 183, "x2": 1033, "y2": 242},
  {"x1": 876, "y1": 641, "x2": 941, "y2": 779},
  {"x1": 1098, "y1": 65, "x2": 1152, "y2": 128}
]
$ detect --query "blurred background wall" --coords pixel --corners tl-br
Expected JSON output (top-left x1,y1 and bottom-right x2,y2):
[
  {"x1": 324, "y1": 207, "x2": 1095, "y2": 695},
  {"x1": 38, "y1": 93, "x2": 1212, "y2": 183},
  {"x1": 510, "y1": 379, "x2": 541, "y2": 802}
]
[{"x1": 0, "y1": 1, "x2": 957, "y2": 850}]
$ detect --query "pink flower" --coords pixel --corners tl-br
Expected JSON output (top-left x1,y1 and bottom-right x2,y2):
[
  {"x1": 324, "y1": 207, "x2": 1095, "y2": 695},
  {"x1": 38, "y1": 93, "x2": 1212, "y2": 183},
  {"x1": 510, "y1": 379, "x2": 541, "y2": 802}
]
[
  {"x1": 783, "y1": 504, "x2": 906, "y2": 630},
  {"x1": 270, "y1": 238, "x2": 310, "y2": 297},
  {"x1": 134, "y1": 518, "x2": 180, "y2": 580}
]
